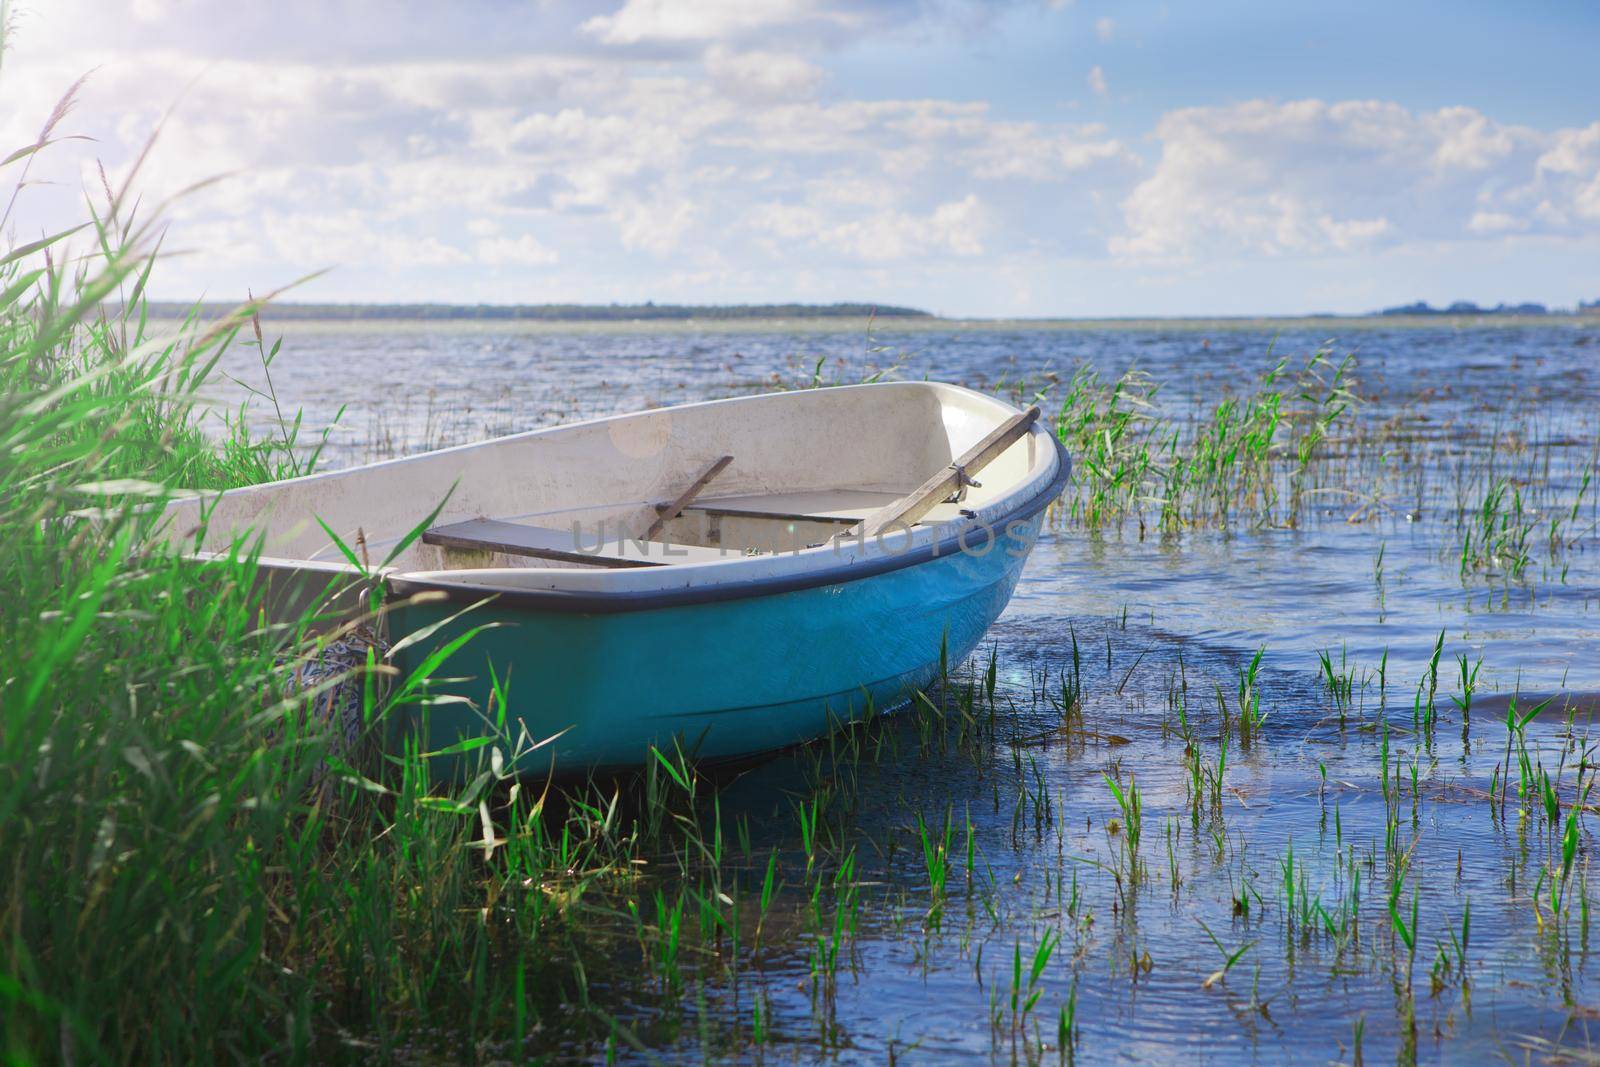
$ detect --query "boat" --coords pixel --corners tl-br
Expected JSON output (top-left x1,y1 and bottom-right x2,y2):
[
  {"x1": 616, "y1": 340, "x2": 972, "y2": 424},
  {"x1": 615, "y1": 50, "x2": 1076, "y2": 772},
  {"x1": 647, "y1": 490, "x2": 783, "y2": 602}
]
[{"x1": 160, "y1": 382, "x2": 1071, "y2": 775}]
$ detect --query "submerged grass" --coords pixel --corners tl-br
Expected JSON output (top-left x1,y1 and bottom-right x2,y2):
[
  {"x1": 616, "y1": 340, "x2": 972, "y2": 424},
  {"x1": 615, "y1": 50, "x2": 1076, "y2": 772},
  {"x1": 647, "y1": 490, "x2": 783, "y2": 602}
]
[
  {"x1": 1053, "y1": 349, "x2": 1356, "y2": 535},
  {"x1": 1048, "y1": 342, "x2": 1599, "y2": 599}
]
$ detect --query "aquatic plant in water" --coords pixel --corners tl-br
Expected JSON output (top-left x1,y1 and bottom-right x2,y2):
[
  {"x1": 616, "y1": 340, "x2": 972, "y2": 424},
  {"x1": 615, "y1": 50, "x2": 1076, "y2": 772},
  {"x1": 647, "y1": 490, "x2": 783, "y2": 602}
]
[{"x1": 1053, "y1": 348, "x2": 1357, "y2": 535}]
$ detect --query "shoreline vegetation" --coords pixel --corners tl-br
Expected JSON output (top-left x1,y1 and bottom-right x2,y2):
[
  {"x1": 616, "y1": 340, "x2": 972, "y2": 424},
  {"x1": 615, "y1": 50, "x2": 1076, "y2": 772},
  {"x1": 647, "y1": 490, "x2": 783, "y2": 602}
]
[
  {"x1": 144, "y1": 300, "x2": 935, "y2": 321},
  {"x1": 143, "y1": 300, "x2": 1600, "y2": 324}
]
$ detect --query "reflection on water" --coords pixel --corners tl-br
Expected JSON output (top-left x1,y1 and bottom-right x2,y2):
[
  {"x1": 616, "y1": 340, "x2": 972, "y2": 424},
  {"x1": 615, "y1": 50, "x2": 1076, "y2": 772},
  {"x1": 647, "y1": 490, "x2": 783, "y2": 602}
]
[{"x1": 217, "y1": 316, "x2": 1598, "y2": 1062}]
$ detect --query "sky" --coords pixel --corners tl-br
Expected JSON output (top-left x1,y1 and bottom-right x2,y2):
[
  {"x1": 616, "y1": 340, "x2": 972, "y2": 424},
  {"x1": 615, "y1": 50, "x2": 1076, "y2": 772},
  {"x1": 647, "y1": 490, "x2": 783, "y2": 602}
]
[{"x1": 3, "y1": 0, "x2": 1599, "y2": 317}]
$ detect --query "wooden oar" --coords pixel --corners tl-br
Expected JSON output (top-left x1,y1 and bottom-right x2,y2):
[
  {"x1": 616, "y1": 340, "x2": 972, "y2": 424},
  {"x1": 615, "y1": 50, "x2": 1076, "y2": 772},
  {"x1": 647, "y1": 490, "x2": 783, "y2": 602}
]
[
  {"x1": 852, "y1": 407, "x2": 1040, "y2": 539},
  {"x1": 646, "y1": 454, "x2": 733, "y2": 539}
]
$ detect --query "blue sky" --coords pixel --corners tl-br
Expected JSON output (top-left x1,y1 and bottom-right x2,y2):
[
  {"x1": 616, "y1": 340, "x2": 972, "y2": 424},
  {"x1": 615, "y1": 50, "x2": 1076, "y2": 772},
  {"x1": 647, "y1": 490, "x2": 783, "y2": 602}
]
[{"x1": 4, "y1": 0, "x2": 1598, "y2": 316}]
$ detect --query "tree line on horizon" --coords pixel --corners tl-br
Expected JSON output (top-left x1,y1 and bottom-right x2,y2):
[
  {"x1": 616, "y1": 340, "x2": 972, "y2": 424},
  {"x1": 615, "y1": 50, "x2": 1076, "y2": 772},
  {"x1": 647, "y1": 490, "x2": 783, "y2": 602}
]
[{"x1": 143, "y1": 300, "x2": 934, "y2": 321}]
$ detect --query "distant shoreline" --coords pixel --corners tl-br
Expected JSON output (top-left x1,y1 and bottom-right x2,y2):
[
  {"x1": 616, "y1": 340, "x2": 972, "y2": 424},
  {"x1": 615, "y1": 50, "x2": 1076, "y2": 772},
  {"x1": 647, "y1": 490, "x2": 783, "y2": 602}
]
[
  {"x1": 143, "y1": 300, "x2": 1598, "y2": 324},
  {"x1": 145, "y1": 301, "x2": 933, "y2": 321}
]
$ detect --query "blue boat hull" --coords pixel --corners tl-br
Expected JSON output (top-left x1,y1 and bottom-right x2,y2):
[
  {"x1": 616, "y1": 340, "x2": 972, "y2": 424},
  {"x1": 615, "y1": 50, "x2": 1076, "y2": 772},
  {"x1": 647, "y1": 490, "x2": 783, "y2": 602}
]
[{"x1": 388, "y1": 513, "x2": 1042, "y2": 776}]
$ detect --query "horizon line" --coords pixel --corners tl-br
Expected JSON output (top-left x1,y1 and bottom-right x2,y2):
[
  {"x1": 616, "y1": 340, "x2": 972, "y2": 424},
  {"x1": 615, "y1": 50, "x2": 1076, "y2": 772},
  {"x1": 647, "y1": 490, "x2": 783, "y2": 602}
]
[{"x1": 141, "y1": 298, "x2": 1599, "y2": 323}]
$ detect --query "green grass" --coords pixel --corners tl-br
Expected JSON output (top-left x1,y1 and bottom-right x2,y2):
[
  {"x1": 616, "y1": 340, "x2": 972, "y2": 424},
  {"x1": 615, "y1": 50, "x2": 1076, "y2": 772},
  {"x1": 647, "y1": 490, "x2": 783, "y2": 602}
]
[
  {"x1": 1052, "y1": 349, "x2": 1355, "y2": 535},
  {"x1": 0, "y1": 78, "x2": 649, "y2": 1064}
]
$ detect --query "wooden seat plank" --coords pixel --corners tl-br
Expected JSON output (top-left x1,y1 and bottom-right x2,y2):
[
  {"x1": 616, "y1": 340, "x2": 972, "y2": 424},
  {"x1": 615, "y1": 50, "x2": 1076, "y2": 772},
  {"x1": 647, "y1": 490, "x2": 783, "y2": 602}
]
[
  {"x1": 423, "y1": 519, "x2": 662, "y2": 568},
  {"x1": 424, "y1": 518, "x2": 739, "y2": 567},
  {"x1": 680, "y1": 488, "x2": 903, "y2": 524},
  {"x1": 851, "y1": 407, "x2": 1041, "y2": 539}
]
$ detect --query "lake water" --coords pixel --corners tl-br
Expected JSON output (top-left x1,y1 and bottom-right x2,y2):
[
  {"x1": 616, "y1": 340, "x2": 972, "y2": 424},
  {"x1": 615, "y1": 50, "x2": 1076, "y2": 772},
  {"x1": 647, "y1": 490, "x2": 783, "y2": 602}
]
[{"x1": 218, "y1": 316, "x2": 1599, "y2": 1063}]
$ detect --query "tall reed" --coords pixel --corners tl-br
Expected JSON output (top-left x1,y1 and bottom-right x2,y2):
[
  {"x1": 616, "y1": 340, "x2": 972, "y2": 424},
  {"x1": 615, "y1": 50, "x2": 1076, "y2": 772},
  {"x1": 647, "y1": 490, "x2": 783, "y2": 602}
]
[{"x1": 1053, "y1": 349, "x2": 1356, "y2": 535}]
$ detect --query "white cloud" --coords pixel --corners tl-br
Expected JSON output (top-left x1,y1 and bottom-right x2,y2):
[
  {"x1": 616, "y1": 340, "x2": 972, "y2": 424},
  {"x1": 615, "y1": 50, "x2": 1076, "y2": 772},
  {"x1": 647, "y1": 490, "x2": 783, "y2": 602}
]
[
  {"x1": 1095, "y1": 16, "x2": 1115, "y2": 41},
  {"x1": 475, "y1": 233, "x2": 560, "y2": 266},
  {"x1": 7, "y1": 34, "x2": 1131, "y2": 278},
  {"x1": 612, "y1": 193, "x2": 697, "y2": 255},
  {"x1": 1468, "y1": 211, "x2": 1523, "y2": 234},
  {"x1": 749, "y1": 194, "x2": 987, "y2": 261},
  {"x1": 1087, "y1": 65, "x2": 1107, "y2": 97},
  {"x1": 1430, "y1": 106, "x2": 1516, "y2": 170},
  {"x1": 704, "y1": 46, "x2": 821, "y2": 100},
  {"x1": 128, "y1": 0, "x2": 193, "y2": 21},
  {"x1": 1537, "y1": 121, "x2": 1600, "y2": 177},
  {"x1": 583, "y1": 0, "x2": 865, "y2": 45},
  {"x1": 1536, "y1": 122, "x2": 1600, "y2": 221},
  {"x1": 965, "y1": 120, "x2": 1133, "y2": 179},
  {"x1": 253, "y1": 212, "x2": 472, "y2": 269},
  {"x1": 929, "y1": 195, "x2": 987, "y2": 256},
  {"x1": 1112, "y1": 99, "x2": 1600, "y2": 262}
]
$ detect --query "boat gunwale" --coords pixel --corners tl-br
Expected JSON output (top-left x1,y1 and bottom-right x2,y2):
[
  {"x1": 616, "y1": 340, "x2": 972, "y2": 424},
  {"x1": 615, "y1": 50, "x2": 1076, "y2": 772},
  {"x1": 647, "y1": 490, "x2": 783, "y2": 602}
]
[{"x1": 384, "y1": 434, "x2": 1071, "y2": 615}]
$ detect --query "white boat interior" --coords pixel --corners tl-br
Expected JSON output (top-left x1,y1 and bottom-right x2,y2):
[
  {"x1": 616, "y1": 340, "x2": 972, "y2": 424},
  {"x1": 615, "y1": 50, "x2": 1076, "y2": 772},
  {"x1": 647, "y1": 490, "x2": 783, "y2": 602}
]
[{"x1": 160, "y1": 382, "x2": 1061, "y2": 596}]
